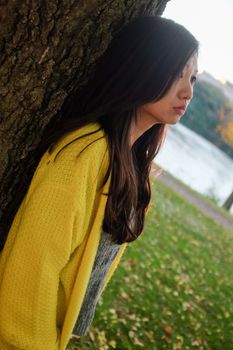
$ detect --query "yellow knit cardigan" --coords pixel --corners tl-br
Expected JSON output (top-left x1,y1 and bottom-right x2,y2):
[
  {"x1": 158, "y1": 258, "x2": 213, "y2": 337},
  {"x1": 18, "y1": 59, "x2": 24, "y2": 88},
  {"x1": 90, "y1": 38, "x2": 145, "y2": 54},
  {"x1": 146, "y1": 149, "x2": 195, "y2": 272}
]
[{"x1": 0, "y1": 123, "x2": 126, "y2": 350}]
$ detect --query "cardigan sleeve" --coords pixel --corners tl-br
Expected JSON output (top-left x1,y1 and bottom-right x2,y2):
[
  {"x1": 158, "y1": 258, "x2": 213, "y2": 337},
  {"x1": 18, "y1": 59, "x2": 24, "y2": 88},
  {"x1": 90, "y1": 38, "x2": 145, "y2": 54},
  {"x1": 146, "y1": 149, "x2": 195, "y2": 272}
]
[{"x1": 0, "y1": 182, "x2": 76, "y2": 350}]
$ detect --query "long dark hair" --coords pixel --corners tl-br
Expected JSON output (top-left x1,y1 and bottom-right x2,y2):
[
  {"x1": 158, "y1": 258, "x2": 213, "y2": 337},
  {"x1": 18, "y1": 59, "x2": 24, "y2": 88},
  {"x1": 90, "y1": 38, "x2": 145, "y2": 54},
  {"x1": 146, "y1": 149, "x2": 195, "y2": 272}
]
[{"x1": 41, "y1": 16, "x2": 199, "y2": 244}]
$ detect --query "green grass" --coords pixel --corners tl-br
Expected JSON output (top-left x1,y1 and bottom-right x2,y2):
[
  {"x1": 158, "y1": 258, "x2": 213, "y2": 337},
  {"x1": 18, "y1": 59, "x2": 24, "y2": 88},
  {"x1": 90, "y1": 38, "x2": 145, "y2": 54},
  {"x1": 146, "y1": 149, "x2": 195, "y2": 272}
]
[{"x1": 67, "y1": 179, "x2": 233, "y2": 350}]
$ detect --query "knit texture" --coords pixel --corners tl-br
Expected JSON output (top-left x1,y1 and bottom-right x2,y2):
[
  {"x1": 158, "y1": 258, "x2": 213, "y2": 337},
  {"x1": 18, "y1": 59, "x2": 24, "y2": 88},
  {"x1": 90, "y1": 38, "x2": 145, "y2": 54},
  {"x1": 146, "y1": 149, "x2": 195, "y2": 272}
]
[{"x1": 0, "y1": 123, "x2": 127, "y2": 350}]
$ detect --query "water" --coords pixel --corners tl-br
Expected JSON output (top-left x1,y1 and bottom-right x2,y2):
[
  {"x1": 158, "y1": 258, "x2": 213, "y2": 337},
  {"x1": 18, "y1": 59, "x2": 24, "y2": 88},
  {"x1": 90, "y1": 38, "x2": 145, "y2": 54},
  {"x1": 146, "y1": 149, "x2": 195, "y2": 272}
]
[{"x1": 155, "y1": 123, "x2": 233, "y2": 213}]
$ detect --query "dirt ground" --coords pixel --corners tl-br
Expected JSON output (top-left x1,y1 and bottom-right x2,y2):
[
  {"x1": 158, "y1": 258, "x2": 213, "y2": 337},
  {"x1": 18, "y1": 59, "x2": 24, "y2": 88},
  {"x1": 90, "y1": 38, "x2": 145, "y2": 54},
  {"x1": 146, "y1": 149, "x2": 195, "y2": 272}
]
[{"x1": 152, "y1": 167, "x2": 233, "y2": 233}]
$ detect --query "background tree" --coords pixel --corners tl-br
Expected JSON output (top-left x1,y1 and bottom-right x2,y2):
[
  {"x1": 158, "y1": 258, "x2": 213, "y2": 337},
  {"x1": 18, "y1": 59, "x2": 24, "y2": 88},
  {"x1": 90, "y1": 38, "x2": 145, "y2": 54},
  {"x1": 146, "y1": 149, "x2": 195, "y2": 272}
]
[
  {"x1": 216, "y1": 109, "x2": 233, "y2": 148},
  {"x1": 218, "y1": 110, "x2": 233, "y2": 211},
  {"x1": 223, "y1": 190, "x2": 233, "y2": 211},
  {"x1": 0, "y1": 0, "x2": 170, "y2": 249}
]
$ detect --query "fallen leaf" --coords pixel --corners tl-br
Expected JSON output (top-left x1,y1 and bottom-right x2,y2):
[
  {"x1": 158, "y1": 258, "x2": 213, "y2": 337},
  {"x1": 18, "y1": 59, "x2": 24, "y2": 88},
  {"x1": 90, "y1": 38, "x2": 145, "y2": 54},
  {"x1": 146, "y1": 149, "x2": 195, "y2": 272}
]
[
  {"x1": 109, "y1": 340, "x2": 117, "y2": 348},
  {"x1": 164, "y1": 326, "x2": 173, "y2": 335}
]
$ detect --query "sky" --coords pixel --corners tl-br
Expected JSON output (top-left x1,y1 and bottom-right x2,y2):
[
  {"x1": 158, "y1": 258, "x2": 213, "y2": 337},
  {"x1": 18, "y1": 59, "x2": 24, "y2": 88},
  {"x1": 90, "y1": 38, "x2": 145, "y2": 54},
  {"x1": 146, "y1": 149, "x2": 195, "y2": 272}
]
[{"x1": 163, "y1": 0, "x2": 233, "y2": 84}]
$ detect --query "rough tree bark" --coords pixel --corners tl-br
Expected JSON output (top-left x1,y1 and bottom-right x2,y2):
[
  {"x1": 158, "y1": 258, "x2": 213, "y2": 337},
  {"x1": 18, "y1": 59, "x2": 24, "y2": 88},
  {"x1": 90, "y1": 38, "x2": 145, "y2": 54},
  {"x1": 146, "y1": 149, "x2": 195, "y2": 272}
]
[{"x1": 0, "y1": 0, "x2": 171, "y2": 248}]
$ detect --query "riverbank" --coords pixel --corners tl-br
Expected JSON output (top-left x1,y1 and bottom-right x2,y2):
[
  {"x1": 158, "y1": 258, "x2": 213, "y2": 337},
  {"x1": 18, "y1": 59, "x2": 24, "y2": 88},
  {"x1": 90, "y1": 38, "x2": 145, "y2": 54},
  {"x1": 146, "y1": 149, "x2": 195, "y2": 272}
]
[{"x1": 153, "y1": 165, "x2": 233, "y2": 233}]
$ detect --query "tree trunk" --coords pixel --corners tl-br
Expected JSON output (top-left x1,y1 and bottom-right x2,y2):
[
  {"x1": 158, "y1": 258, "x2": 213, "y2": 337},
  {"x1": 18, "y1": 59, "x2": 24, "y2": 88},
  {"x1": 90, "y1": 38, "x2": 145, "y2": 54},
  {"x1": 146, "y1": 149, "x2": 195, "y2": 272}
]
[
  {"x1": 223, "y1": 189, "x2": 233, "y2": 211},
  {"x1": 0, "y1": 0, "x2": 170, "y2": 249}
]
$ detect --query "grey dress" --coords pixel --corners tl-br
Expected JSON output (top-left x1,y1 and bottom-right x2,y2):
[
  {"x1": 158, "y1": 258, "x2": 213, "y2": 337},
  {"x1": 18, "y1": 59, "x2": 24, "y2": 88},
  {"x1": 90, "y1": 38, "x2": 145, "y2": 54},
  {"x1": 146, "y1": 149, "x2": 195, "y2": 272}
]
[{"x1": 72, "y1": 230, "x2": 122, "y2": 336}]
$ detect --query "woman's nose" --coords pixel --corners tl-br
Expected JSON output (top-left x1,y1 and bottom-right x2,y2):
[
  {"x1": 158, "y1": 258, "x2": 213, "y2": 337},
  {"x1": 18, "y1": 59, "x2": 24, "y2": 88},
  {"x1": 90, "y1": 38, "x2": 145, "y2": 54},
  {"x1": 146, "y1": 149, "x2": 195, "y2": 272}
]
[{"x1": 180, "y1": 81, "x2": 193, "y2": 101}]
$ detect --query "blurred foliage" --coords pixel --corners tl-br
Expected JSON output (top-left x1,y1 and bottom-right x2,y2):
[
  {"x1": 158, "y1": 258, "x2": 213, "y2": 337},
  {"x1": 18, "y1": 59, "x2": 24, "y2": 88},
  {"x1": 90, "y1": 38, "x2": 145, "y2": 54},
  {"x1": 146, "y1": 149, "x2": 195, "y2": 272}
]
[
  {"x1": 181, "y1": 80, "x2": 233, "y2": 158},
  {"x1": 217, "y1": 117, "x2": 233, "y2": 148}
]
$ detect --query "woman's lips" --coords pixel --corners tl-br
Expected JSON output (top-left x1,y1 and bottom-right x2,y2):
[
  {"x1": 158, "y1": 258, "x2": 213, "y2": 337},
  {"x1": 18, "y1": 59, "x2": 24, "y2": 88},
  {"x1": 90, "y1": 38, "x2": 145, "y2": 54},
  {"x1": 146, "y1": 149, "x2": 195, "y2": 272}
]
[{"x1": 173, "y1": 106, "x2": 186, "y2": 116}]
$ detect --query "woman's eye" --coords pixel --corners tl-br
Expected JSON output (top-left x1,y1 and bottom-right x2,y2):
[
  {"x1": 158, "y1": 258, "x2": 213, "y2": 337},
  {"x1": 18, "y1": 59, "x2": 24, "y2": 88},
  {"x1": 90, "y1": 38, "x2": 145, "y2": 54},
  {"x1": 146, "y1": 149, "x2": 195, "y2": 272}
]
[{"x1": 191, "y1": 76, "x2": 197, "y2": 85}]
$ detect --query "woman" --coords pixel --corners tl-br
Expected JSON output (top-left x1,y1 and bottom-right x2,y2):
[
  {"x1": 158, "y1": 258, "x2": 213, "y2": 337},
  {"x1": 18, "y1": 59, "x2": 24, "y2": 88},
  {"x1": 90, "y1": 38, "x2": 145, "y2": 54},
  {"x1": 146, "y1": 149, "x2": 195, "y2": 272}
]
[{"x1": 0, "y1": 16, "x2": 198, "y2": 350}]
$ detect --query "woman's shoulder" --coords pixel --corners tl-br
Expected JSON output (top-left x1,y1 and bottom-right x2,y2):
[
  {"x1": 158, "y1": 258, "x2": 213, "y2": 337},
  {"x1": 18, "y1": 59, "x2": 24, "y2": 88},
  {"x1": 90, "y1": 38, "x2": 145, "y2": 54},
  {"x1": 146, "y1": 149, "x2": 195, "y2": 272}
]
[
  {"x1": 38, "y1": 122, "x2": 107, "y2": 164},
  {"x1": 53, "y1": 122, "x2": 107, "y2": 155},
  {"x1": 35, "y1": 123, "x2": 109, "y2": 188},
  {"x1": 22, "y1": 123, "x2": 109, "y2": 210}
]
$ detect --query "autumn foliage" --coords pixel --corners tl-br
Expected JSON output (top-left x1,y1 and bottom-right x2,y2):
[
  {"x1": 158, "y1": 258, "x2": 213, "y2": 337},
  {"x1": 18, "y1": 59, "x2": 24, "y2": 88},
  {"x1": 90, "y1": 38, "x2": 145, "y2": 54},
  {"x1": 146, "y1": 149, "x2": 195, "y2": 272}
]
[{"x1": 216, "y1": 107, "x2": 233, "y2": 148}]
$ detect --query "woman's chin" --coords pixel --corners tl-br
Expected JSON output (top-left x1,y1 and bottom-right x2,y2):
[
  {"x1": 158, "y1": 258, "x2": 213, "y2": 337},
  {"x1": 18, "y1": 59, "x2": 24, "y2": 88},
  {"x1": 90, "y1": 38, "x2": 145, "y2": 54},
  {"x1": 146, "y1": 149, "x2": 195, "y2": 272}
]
[{"x1": 168, "y1": 116, "x2": 181, "y2": 125}]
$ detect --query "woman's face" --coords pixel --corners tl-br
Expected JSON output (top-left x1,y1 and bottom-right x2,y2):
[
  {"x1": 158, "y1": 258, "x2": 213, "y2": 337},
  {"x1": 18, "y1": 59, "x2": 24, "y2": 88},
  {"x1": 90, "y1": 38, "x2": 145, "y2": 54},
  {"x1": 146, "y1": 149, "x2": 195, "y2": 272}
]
[{"x1": 131, "y1": 53, "x2": 198, "y2": 143}]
